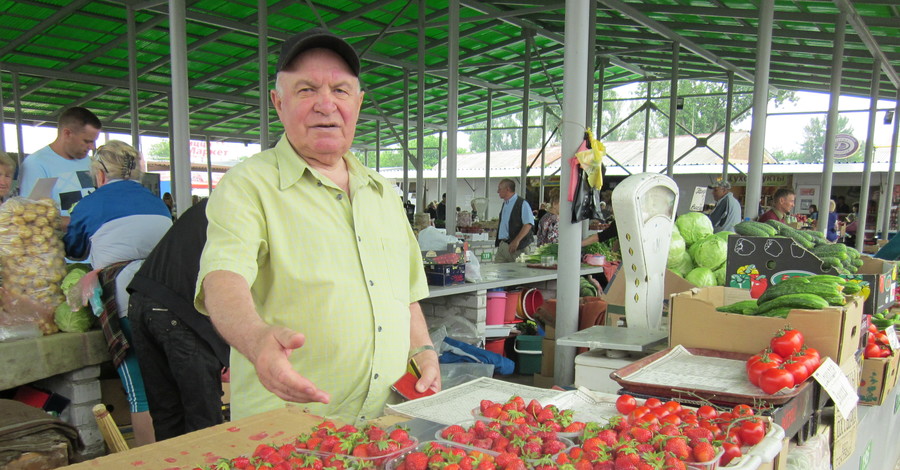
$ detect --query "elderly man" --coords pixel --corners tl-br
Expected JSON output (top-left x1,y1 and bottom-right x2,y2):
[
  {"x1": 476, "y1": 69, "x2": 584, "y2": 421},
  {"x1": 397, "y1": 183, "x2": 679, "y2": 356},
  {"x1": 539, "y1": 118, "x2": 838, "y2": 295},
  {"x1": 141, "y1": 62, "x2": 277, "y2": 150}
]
[
  {"x1": 758, "y1": 188, "x2": 796, "y2": 223},
  {"x1": 707, "y1": 180, "x2": 742, "y2": 233},
  {"x1": 19, "y1": 107, "x2": 101, "y2": 216},
  {"x1": 494, "y1": 178, "x2": 535, "y2": 262},
  {"x1": 195, "y1": 28, "x2": 440, "y2": 424}
]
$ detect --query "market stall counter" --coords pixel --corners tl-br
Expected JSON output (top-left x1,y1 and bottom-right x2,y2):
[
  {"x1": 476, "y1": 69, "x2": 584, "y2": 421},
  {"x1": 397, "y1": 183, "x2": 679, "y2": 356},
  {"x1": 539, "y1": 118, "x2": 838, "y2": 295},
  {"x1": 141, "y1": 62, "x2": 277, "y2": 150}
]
[{"x1": 420, "y1": 262, "x2": 608, "y2": 343}]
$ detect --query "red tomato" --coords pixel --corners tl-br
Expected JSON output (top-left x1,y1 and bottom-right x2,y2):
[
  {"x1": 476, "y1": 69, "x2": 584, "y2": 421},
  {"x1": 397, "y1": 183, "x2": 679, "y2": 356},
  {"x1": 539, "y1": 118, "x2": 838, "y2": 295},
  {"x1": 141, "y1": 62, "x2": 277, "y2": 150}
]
[
  {"x1": 697, "y1": 405, "x2": 718, "y2": 421},
  {"x1": 660, "y1": 414, "x2": 682, "y2": 426},
  {"x1": 725, "y1": 427, "x2": 743, "y2": 446},
  {"x1": 759, "y1": 367, "x2": 795, "y2": 394},
  {"x1": 679, "y1": 411, "x2": 699, "y2": 425},
  {"x1": 663, "y1": 400, "x2": 682, "y2": 415},
  {"x1": 615, "y1": 394, "x2": 637, "y2": 415},
  {"x1": 783, "y1": 359, "x2": 810, "y2": 384},
  {"x1": 644, "y1": 397, "x2": 662, "y2": 409},
  {"x1": 770, "y1": 328, "x2": 805, "y2": 357},
  {"x1": 746, "y1": 350, "x2": 783, "y2": 372},
  {"x1": 651, "y1": 407, "x2": 669, "y2": 418},
  {"x1": 630, "y1": 405, "x2": 651, "y2": 420},
  {"x1": 716, "y1": 411, "x2": 735, "y2": 426},
  {"x1": 720, "y1": 442, "x2": 743, "y2": 466},
  {"x1": 739, "y1": 418, "x2": 767, "y2": 446},
  {"x1": 732, "y1": 404, "x2": 754, "y2": 418},
  {"x1": 748, "y1": 358, "x2": 781, "y2": 386}
]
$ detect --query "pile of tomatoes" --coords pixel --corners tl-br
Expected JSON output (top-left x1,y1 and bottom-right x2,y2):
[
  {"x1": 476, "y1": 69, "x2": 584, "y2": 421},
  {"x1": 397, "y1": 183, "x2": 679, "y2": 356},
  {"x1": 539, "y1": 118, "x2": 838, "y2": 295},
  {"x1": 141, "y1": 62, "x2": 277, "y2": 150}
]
[
  {"x1": 745, "y1": 328, "x2": 822, "y2": 395},
  {"x1": 864, "y1": 321, "x2": 895, "y2": 359}
]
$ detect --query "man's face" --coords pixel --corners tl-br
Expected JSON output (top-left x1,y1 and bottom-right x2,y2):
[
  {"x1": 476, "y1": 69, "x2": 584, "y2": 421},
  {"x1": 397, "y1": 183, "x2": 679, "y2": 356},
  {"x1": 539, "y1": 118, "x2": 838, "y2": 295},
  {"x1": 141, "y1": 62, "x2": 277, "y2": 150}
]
[
  {"x1": 776, "y1": 194, "x2": 795, "y2": 213},
  {"x1": 271, "y1": 48, "x2": 364, "y2": 166},
  {"x1": 0, "y1": 165, "x2": 13, "y2": 197},
  {"x1": 497, "y1": 183, "x2": 512, "y2": 200},
  {"x1": 61, "y1": 125, "x2": 100, "y2": 160},
  {"x1": 711, "y1": 187, "x2": 727, "y2": 201}
]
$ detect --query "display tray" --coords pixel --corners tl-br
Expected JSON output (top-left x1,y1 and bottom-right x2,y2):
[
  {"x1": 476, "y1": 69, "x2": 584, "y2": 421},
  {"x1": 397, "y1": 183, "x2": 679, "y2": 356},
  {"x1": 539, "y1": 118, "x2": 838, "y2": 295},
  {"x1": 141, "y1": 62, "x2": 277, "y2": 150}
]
[{"x1": 609, "y1": 347, "x2": 813, "y2": 406}]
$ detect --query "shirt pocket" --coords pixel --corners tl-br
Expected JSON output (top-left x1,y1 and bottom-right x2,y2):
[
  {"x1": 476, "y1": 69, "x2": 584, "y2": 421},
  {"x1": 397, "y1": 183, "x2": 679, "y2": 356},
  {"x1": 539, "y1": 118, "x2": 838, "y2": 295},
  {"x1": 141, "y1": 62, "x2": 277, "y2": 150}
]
[{"x1": 380, "y1": 234, "x2": 412, "y2": 304}]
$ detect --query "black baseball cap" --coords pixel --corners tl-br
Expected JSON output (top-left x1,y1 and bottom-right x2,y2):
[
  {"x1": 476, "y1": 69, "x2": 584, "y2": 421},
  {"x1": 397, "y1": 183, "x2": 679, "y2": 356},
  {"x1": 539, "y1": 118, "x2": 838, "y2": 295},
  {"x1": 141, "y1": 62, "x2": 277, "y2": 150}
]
[{"x1": 276, "y1": 28, "x2": 361, "y2": 77}]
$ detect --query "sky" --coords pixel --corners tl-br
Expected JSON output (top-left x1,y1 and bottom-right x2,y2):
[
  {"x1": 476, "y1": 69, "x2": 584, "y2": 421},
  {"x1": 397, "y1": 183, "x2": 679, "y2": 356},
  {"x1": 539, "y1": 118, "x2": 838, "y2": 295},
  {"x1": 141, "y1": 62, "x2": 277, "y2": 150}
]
[{"x1": 2, "y1": 90, "x2": 897, "y2": 159}]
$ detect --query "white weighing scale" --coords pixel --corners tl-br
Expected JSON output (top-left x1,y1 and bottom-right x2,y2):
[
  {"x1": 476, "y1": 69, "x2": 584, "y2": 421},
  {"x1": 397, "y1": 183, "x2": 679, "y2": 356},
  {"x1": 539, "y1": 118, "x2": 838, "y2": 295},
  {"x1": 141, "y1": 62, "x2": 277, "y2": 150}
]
[{"x1": 557, "y1": 173, "x2": 679, "y2": 391}]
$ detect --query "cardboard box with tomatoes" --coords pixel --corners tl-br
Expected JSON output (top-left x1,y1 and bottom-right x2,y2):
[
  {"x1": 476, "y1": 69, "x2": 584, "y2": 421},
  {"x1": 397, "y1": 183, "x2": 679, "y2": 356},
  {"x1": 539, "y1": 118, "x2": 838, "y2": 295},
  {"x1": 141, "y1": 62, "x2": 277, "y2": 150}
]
[{"x1": 858, "y1": 318, "x2": 900, "y2": 406}]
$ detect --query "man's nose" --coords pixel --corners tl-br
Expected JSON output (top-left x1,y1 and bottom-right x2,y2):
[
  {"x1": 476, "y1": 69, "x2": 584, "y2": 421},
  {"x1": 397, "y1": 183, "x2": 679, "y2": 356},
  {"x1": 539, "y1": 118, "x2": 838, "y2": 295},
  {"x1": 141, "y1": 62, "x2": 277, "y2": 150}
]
[{"x1": 313, "y1": 92, "x2": 338, "y2": 113}]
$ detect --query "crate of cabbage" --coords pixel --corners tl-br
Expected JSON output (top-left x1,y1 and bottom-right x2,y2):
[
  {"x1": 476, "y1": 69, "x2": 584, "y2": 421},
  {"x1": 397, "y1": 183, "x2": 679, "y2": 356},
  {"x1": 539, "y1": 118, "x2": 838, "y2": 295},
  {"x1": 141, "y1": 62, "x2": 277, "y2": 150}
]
[
  {"x1": 724, "y1": 220, "x2": 897, "y2": 315},
  {"x1": 666, "y1": 212, "x2": 731, "y2": 287}
]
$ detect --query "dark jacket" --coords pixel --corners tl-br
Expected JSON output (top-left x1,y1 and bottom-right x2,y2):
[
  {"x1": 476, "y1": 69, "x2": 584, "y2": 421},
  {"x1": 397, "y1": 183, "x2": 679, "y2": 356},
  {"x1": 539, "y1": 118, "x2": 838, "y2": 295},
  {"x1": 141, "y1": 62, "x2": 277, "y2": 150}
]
[
  {"x1": 127, "y1": 199, "x2": 229, "y2": 367},
  {"x1": 496, "y1": 195, "x2": 534, "y2": 249}
]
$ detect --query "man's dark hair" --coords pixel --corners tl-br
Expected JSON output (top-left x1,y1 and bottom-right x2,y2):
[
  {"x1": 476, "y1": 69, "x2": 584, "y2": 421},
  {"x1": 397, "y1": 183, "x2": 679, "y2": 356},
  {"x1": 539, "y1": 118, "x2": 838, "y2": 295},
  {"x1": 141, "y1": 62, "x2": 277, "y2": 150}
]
[
  {"x1": 500, "y1": 178, "x2": 516, "y2": 192},
  {"x1": 773, "y1": 187, "x2": 794, "y2": 201},
  {"x1": 58, "y1": 107, "x2": 101, "y2": 131}
]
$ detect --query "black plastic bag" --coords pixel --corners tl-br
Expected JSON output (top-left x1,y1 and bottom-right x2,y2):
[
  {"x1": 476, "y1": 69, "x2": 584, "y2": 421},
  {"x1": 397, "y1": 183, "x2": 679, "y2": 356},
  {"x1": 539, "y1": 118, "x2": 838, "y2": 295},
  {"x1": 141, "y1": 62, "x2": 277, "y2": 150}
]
[{"x1": 571, "y1": 169, "x2": 604, "y2": 223}]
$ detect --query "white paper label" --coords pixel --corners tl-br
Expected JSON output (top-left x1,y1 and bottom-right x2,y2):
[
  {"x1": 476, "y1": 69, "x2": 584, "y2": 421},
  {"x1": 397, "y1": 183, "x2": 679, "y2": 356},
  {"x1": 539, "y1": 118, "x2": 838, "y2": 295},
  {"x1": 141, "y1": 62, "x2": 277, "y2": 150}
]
[
  {"x1": 885, "y1": 326, "x2": 900, "y2": 351},
  {"x1": 812, "y1": 358, "x2": 858, "y2": 420},
  {"x1": 690, "y1": 187, "x2": 708, "y2": 212}
]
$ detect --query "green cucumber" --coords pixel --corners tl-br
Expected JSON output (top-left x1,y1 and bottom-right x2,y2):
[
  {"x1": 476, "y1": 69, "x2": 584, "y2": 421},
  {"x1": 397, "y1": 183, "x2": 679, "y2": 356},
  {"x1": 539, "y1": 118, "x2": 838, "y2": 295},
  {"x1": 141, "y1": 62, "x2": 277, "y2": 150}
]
[
  {"x1": 757, "y1": 280, "x2": 843, "y2": 305},
  {"x1": 735, "y1": 221, "x2": 777, "y2": 237},
  {"x1": 716, "y1": 300, "x2": 760, "y2": 315},
  {"x1": 756, "y1": 293, "x2": 830, "y2": 315},
  {"x1": 761, "y1": 307, "x2": 794, "y2": 318}
]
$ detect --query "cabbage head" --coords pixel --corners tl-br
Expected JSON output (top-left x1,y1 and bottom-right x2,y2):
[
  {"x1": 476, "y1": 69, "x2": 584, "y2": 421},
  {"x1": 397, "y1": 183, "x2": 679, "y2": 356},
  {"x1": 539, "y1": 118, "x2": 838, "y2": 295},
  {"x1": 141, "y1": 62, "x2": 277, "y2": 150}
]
[
  {"x1": 668, "y1": 229, "x2": 686, "y2": 267},
  {"x1": 54, "y1": 301, "x2": 94, "y2": 333},
  {"x1": 61, "y1": 265, "x2": 90, "y2": 294},
  {"x1": 714, "y1": 265, "x2": 726, "y2": 286},
  {"x1": 692, "y1": 235, "x2": 728, "y2": 269},
  {"x1": 668, "y1": 251, "x2": 695, "y2": 278},
  {"x1": 686, "y1": 267, "x2": 718, "y2": 287},
  {"x1": 715, "y1": 231, "x2": 735, "y2": 242},
  {"x1": 675, "y1": 212, "x2": 714, "y2": 246}
]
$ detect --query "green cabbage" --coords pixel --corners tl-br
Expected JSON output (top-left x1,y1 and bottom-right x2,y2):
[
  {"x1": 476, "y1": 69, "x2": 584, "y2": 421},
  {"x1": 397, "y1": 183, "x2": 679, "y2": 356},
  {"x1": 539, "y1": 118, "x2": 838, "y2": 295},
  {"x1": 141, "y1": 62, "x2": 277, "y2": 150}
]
[
  {"x1": 54, "y1": 301, "x2": 94, "y2": 333},
  {"x1": 61, "y1": 265, "x2": 90, "y2": 294},
  {"x1": 692, "y1": 235, "x2": 728, "y2": 269},
  {"x1": 675, "y1": 212, "x2": 714, "y2": 246},
  {"x1": 714, "y1": 265, "x2": 726, "y2": 286},
  {"x1": 686, "y1": 267, "x2": 718, "y2": 287},
  {"x1": 669, "y1": 251, "x2": 695, "y2": 278},
  {"x1": 715, "y1": 231, "x2": 735, "y2": 241},
  {"x1": 668, "y1": 229, "x2": 686, "y2": 267}
]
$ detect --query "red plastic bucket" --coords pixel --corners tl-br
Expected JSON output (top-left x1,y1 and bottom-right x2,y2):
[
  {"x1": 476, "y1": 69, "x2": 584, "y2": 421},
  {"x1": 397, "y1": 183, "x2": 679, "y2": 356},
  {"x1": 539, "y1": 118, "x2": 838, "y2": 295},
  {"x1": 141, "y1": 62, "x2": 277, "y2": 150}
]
[
  {"x1": 486, "y1": 291, "x2": 507, "y2": 325},
  {"x1": 485, "y1": 338, "x2": 505, "y2": 357},
  {"x1": 505, "y1": 290, "x2": 521, "y2": 323}
]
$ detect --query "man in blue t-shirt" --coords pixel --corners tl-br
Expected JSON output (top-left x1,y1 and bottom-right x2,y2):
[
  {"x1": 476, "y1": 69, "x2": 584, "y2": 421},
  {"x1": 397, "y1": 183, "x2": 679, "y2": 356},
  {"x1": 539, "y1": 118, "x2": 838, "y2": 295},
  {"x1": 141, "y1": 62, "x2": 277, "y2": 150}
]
[{"x1": 19, "y1": 107, "x2": 101, "y2": 219}]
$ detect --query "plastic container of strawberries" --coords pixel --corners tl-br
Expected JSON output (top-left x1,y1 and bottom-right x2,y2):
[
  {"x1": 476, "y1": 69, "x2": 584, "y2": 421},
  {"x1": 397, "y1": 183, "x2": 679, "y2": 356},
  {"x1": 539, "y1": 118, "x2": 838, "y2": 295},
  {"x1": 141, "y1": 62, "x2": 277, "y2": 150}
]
[
  {"x1": 719, "y1": 422, "x2": 786, "y2": 470},
  {"x1": 384, "y1": 441, "x2": 499, "y2": 470},
  {"x1": 687, "y1": 448, "x2": 725, "y2": 470},
  {"x1": 296, "y1": 437, "x2": 419, "y2": 470},
  {"x1": 434, "y1": 420, "x2": 575, "y2": 461},
  {"x1": 468, "y1": 407, "x2": 584, "y2": 442}
]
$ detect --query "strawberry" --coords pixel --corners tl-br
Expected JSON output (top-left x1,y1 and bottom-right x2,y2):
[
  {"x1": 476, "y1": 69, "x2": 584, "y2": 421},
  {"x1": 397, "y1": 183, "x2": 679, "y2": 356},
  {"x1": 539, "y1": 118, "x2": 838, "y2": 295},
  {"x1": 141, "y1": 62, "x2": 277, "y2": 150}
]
[
  {"x1": 252, "y1": 444, "x2": 277, "y2": 459},
  {"x1": 536, "y1": 408, "x2": 555, "y2": 423},
  {"x1": 390, "y1": 427, "x2": 410, "y2": 442},
  {"x1": 521, "y1": 440, "x2": 543, "y2": 458},
  {"x1": 683, "y1": 426, "x2": 713, "y2": 444},
  {"x1": 628, "y1": 427, "x2": 652, "y2": 444},
  {"x1": 574, "y1": 459, "x2": 593, "y2": 470},
  {"x1": 472, "y1": 438, "x2": 494, "y2": 450},
  {"x1": 442, "y1": 424, "x2": 466, "y2": 439},
  {"x1": 452, "y1": 431, "x2": 476, "y2": 445},
  {"x1": 351, "y1": 443, "x2": 369, "y2": 458},
  {"x1": 483, "y1": 405, "x2": 503, "y2": 419},
  {"x1": 526, "y1": 399, "x2": 543, "y2": 417},
  {"x1": 635, "y1": 443, "x2": 654, "y2": 454},
  {"x1": 366, "y1": 426, "x2": 388, "y2": 441},
  {"x1": 277, "y1": 443, "x2": 295, "y2": 459},
  {"x1": 690, "y1": 441, "x2": 717, "y2": 463},
  {"x1": 481, "y1": 399, "x2": 496, "y2": 413},
  {"x1": 404, "y1": 452, "x2": 429, "y2": 470},
  {"x1": 564, "y1": 421, "x2": 586, "y2": 433},
  {"x1": 337, "y1": 424, "x2": 358, "y2": 434},
  {"x1": 663, "y1": 455, "x2": 686, "y2": 470},
  {"x1": 663, "y1": 437, "x2": 690, "y2": 460},
  {"x1": 541, "y1": 439, "x2": 567, "y2": 455},
  {"x1": 614, "y1": 453, "x2": 639, "y2": 470}
]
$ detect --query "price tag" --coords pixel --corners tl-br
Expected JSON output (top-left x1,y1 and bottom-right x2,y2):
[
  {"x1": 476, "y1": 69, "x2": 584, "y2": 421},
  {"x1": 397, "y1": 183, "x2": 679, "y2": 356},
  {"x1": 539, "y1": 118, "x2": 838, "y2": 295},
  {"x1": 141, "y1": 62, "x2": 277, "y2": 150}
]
[
  {"x1": 812, "y1": 357, "x2": 858, "y2": 420},
  {"x1": 885, "y1": 325, "x2": 900, "y2": 351},
  {"x1": 690, "y1": 187, "x2": 708, "y2": 212}
]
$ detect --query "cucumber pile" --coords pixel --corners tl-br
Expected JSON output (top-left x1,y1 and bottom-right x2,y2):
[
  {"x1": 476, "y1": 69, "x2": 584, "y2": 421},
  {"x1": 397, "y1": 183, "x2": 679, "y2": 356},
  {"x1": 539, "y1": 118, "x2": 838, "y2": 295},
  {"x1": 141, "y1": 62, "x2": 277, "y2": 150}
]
[
  {"x1": 733, "y1": 220, "x2": 862, "y2": 274},
  {"x1": 716, "y1": 274, "x2": 854, "y2": 318}
]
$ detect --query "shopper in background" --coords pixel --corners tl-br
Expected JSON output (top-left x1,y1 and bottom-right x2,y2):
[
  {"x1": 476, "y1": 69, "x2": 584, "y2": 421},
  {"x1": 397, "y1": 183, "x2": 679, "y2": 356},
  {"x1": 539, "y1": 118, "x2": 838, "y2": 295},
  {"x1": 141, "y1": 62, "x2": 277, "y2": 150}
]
[
  {"x1": 64, "y1": 140, "x2": 173, "y2": 446},
  {"x1": 19, "y1": 107, "x2": 101, "y2": 218},
  {"x1": 825, "y1": 200, "x2": 839, "y2": 242},
  {"x1": 128, "y1": 199, "x2": 229, "y2": 441},
  {"x1": 807, "y1": 204, "x2": 819, "y2": 223},
  {"x1": 0, "y1": 152, "x2": 15, "y2": 201},
  {"x1": 195, "y1": 28, "x2": 439, "y2": 424},
  {"x1": 162, "y1": 192, "x2": 175, "y2": 219},
  {"x1": 436, "y1": 193, "x2": 447, "y2": 222},
  {"x1": 494, "y1": 178, "x2": 534, "y2": 262},
  {"x1": 707, "y1": 180, "x2": 742, "y2": 233},
  {"x1": 835, "y1": 196, "x2": 851, "y2": 214},
  {"x1": 758, "y1": 188, "x2": 795, "y2": 223},
  {"x1": 536, "y1": 187, "x2": 560, "y2": 246}
]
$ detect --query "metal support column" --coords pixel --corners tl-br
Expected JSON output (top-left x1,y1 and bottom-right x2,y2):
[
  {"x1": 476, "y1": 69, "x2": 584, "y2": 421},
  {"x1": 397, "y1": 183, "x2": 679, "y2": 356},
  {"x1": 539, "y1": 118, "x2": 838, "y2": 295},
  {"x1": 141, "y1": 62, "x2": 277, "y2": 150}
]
[
  {"x1": 596, "y1": 59, "x2": 607, "y2": 139},
  {"x1": 555, "y1": 0, "x2": 591, "y2": 387},
  {"x1": 857, "y1": 60, "x2": 882, "y2": 252},
  {"x1": 540, "y1": 105, "x2": 547, "y2": 203},
  {"x1": 819, "y1": 14, "x2": 846, "y2": 238},
  {"x1": 520, "y1": 30, "x2": 533, "y2": 197},
  {"x1": 416, "y1": 0, "x2": 427, "y2": 213},
  {"x1": 666, "y1": 42, "x2": 680, "y2": 178},
  {"x1": 485, "y1": 90, "x2": 493, "y2": 217},
  {"x1": 446, "y1": 0, "x2": 459, "y2": 233},
  {"x1": 169, "y1": 0, "x2": 192, "y2": 217},
  {"x1": 258, "y1": 1, "x2": 269, "y2": 149},
  {"x1": 206, "y1": 136, "x2": 213, "y2": 193},
  {"x1": 12, "y1": 73, "x2": 24, "y2": 163},
  {"x1": 642, "y1": 82, "x2": 651, "y2": 172},
  {"x1": 375, "y1": 121, "x2": 381, "y2": 172},
  {"x1": 744, "y1": 0, "x2": 774, "y2": 220},
  {"x1": 722, "y1": 72, "x2": 734, "y2": 179},
  {"x1": 127, "y1": 6, "x2": 140, "y2": 149},
  {"x1": 881, "y1": 91, "x2": 900, "y2": 239},
  {"x1": 403, "y1": 70, "x2": 410, "y2": 203},
  {"x1": 0, "y1": 72, "x2": 6, "y2": 153},
  {"x1": 585, "y1": 10, "x2": 596, "y2": 127}
]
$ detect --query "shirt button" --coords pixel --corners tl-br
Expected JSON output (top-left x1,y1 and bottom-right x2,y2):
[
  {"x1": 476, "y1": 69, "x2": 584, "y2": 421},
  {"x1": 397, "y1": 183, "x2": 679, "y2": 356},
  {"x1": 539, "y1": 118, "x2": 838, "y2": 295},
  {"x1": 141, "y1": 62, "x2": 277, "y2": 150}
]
[
  {"x1": 337, "y1": 194, "x2": 343, "y2": 200},
  {"x1": 358, "y1": 235, "x2": 362, "y2": 242},
  {"x1": 374, "y1": 373, "x2": 379, "y2": 380},
  {"x1": 377, "y1": 326, "x2": 382, "y2": 332},
  {"x1": 369, "y1": 280, "x2": 374, "y2": 286},
  {"x1": 317, "y1": 181, "x2": 323, "y2": 187},
  {"x1": 171, "y1": 320, "x2": 177, "y2": 326}
]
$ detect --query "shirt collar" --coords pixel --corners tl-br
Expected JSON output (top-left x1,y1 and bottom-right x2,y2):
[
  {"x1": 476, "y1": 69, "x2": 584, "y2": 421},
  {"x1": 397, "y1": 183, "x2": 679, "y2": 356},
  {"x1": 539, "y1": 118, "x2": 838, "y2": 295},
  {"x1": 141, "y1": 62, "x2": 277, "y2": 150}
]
[{"x1": 274, "y1": 134, "x2": 384, "y2": 195}]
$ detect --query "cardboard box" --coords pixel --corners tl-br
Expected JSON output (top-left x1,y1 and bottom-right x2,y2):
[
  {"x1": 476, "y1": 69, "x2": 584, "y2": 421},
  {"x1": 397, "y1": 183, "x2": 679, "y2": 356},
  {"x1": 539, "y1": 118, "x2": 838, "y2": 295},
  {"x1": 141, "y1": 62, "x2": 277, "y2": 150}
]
[
  {"x1": 66, "y1": 406, "x2": 323, "y2": 470},
  {"x1": 857, "y1": 350, "x2": 900, "y2": 406},
  {"x1": 669, "y1": 287, "x2": 863, "y2": 364},
  {"x1": 100, "y1": 379, "x2": 132, "y2": 427},
  {"x1": 831, "y1": 356, "x2": 861, "y2": 468},
  {"x1": 725, "y1": 235, "x2": 898, "y2": 315},
  {"x1": 421, "y1": 242, "x2": 467, "y2": 266},
  {"x1": 605, "y1": 269, "x2": 697, "y2": 315},
  {"x1": 424, "y1": 264, "x2": 465, "y2": 286},
  {"x1": 540, "y1": 338, "x2": 555, "y2": 376}
]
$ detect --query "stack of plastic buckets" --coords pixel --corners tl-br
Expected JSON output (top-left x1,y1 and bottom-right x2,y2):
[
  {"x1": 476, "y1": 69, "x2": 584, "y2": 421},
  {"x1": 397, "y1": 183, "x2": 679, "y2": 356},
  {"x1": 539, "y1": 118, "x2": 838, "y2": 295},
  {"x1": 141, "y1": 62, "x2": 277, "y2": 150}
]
[{"x1": 485, "y1": 290, "x2": 507, "y2": 356}]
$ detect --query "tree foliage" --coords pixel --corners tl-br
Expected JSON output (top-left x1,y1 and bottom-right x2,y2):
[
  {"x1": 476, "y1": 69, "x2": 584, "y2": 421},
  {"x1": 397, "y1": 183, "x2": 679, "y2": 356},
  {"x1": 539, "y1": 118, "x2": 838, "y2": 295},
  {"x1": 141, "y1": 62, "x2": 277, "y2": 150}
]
[
  {"x1": 146, "y1": 141, "x2": 170, "y2": 161},
  {"x1": 789, "y1": 115, "x2": 863, "y2": 163}
]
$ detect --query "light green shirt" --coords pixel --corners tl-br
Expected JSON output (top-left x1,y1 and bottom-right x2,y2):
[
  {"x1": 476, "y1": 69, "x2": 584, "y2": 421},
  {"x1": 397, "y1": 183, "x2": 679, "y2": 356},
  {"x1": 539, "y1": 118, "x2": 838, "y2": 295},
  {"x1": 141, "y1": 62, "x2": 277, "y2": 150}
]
[{"x1": 196, "y1": 135, "x2": 429, "y2": 423}]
